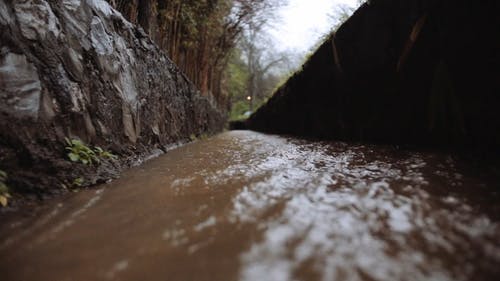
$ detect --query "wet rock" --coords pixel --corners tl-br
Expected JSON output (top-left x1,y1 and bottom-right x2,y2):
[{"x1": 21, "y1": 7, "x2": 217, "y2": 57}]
[
  {"x1": 14, "y1": 0, "x2": 60, "y2": 40},
  {"x1": 62, "y1": 48, "x2": 84, "y2": 81},
  {"x1": 0, "y1": 0, "x2": 226, "y2": 197},
  {"x1": 90, "y1": 16, "x2": 113, "y2": 55},
  {"x1": 0, "y1": 51, "x2": 41, "y2": 119},
  {"x1": 0, "y1": 0, "x2": 12, "y2": 25}
]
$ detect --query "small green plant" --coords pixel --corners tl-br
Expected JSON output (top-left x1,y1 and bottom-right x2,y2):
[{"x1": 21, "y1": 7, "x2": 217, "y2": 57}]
[
  {"x1": 65, "y1": 138, "x2": 99, "y2": 165},
  {"x1": 65, "y1": 138, "x2": 117, "y2": 165},
  {"x1": 94, "y1": 146, "x2": 118, "y2": 160},
  {"x1": 0, "y1": 170, "x2": 11, "y2": 207},
  {"x1": 72, "y1": 177, "x2": 84, "y2": 187},
  {"x1": 60, "y1": 177, "x2": 85, "y2": 191},
  {"x1": 189, "y1": 134, "x2": 197, "y2": 141}
]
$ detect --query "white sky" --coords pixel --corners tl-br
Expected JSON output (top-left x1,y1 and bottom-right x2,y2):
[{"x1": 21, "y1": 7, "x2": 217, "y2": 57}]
[{"x1": 269, "y1": 0, "x2": 359, "y2": 53}]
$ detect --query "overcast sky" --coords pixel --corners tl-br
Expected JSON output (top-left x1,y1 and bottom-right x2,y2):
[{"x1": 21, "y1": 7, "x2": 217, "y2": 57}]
[{"x1": 269, "y1": 0, "x2": 360, "y2": 53}]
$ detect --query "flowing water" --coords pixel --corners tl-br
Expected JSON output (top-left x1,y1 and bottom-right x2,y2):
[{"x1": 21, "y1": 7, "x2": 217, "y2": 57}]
[{"x1": 1, "y1": 131, "x2": 499, "y2": 281}]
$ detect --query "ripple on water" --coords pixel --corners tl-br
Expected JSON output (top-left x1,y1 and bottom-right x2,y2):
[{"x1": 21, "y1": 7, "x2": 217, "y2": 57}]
[{"x1": 221, "y1": 133, "x2": 500, "y2": 281}]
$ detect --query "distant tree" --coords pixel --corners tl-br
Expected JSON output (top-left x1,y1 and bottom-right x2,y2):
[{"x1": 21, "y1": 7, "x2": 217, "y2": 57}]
[
  {"x1": 107, "y1": 0, "x2": 286, "y2": 110},
  {"x1": 226, "y1": 49, "x2": 249, "y2": 119},
  {"x1": 239, "y1": 20, "x2": 291, "y2": 112},
  {"x1": 329, "y1": 0, "x2": 366, "y2": 31}
]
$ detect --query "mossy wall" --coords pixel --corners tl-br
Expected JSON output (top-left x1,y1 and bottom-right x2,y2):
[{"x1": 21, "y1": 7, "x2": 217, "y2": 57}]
[{"x1": 246, "y1": 0, "x2": 500, "y2": 152}]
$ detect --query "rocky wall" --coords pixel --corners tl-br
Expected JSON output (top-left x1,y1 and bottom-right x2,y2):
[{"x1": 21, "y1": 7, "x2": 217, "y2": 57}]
[{"x1": 0, "y1": 0, "x2": 226, "y2": 199}]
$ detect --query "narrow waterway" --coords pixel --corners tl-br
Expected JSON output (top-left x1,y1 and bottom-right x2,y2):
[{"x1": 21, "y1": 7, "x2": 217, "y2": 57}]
[{"x1": 1, "y1": 131, "x2": 499, "y2": 281}]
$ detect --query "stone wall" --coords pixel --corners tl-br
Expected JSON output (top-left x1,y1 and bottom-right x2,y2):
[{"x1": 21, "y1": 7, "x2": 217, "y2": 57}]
[{"x1": 0, "y1": 0, "x2": 226, "y2": 197}]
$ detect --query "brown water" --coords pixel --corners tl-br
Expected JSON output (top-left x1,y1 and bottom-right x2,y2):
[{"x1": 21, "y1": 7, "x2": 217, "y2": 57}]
[{"x1": 1, "y1": 131, "x2": 499, "y2": 281}]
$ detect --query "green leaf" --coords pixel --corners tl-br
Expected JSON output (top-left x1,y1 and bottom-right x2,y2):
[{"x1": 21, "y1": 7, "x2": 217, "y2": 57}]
[
  {"x1": 68, "y1": 153, "x2": 80, "y2": 162},
  {"x1": 72, "y1": 177, "x2": 84, "y2": 187},
  {"x1": 0, "y1": 195, "x2": 8, "y2": 207},
  {"x1": 0, "y1": 182, "x2": 8, "y2": 192},
  {"x1": 72, "y1": 139, "x2": 84, "y2": 146},
  {"x1": 66, "y1": 138, "x2": 116, "y2": 165},
  {"x1": 102, "y1": 151, "x2": 118, "y2": 159},
  {"x1": 0, "y1": 170, "x2": 7, "y2": 180}
]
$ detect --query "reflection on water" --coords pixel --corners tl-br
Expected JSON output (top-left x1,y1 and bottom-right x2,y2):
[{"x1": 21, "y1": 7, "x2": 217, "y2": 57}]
[
  {"x1": 0, "y1": 131, "x2": 499, "y2": 281},
  {"x1": 229, "y1": 136, "x2": 499, "y2": 281}
]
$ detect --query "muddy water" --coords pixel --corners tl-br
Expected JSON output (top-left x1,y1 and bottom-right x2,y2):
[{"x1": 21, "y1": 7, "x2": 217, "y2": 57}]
[{"x1": 1, "y1": 131, "x2": 499, "y2": 281}]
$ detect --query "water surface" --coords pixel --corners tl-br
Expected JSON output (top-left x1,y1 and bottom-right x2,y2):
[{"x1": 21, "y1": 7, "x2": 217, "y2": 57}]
[{"x1": 1, "y1": 131, "x2": 499, "y2": 280}]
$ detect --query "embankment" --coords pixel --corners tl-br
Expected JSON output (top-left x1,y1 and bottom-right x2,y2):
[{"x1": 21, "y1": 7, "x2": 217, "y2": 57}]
[{"x1": 0, "y1": 0, "x2": 226, "y2": 202}]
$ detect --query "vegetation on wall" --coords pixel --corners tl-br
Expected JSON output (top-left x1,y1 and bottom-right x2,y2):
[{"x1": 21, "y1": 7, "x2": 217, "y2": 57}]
[
  {"x1": 108, "y1": 0, "x2": 284, "y2": 110},
  {"x1": 65, "y1": 138, "x2": 117, "y2": 165}
]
